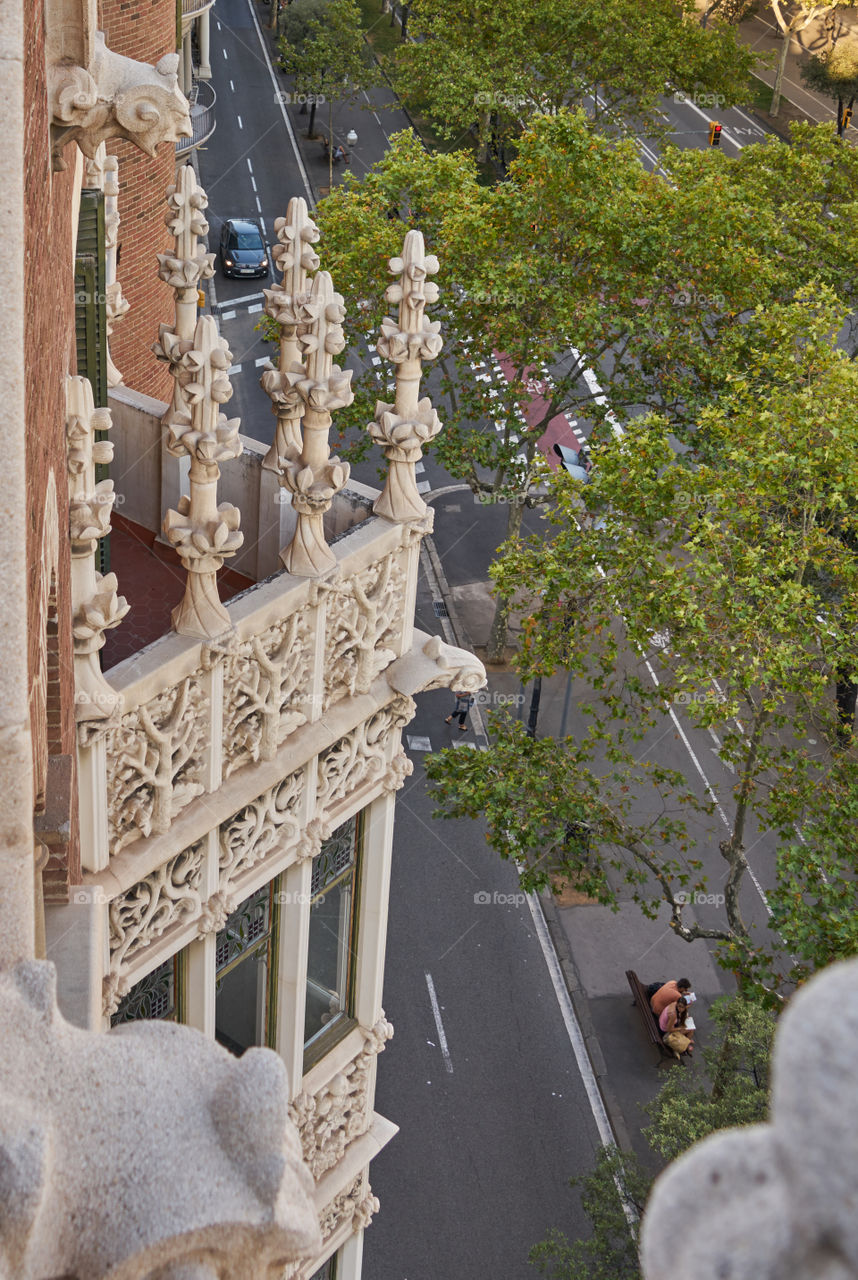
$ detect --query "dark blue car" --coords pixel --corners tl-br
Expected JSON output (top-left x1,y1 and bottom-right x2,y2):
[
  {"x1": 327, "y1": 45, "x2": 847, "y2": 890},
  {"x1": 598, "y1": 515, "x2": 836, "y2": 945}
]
[{"x1": 219, "y1": 218, "x2": 269, "y2": 279}]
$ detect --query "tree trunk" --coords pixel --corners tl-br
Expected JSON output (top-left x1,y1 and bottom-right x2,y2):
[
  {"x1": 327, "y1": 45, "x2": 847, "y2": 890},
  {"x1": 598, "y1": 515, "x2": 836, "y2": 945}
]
[
  {"x1": 770, "y1": 27, "x2": 791, "y2": 117},
  {"x1": 836, "y1": 668, "x2": 857, "y2": 743},
  {"x1": 526, "y1": 677, "x2": 543, "y2": 738},
  {"x1": 485, "y1": 497, "x2": 524, "y2": 663},
  {"x1": 307, "y1": 98, "x2": 317, "y2": 137},
  {"x1": 328, "y1": 98, "x2": 334, "y2": 189},
  {"x1": 476, "y1": 109, "x2": 491, "y2": 164},
  {"x1": 401, "y1": 2, "x2": 410, "y2": 40}
]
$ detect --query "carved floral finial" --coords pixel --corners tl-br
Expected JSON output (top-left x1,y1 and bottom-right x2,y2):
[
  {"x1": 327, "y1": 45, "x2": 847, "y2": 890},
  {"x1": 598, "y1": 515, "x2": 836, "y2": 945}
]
[
  {"x1": 261, "y1": 199, "x2": 321, "y2": 470},
  {"x1": 160, "y1": 315, "x2": 244, "y2": 639},
  {"x1": 65, "y1": 376, "x2": 128, "y2": 728},
  {"x1": 49, "y1": 34, "x2": 191, "y2": 170},
  {"x1": 370, "y1": 230, "x2": 443, "y2": 522},
  {"x1": 278, "y1": 270, "x2": 353, "y2": 578}
]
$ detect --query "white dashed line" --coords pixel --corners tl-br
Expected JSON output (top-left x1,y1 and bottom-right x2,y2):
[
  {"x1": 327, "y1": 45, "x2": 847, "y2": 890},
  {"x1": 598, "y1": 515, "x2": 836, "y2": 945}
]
[
  {"x1": 237, "y1": 115, "x2": 243, "y2": 129},
  {"x1": 254, "y1": 356, "x2": 270, "y2": 367},
  {"x1": 251, "y1": 176, "x2": 257, "y2": 191},
  {"x1": 416, "y1": 479, "x2": 431, "y2": 493},
  {"x1": 230, "y1": 80, "x2": 235, "y2": 92},
  {"x1": 227, "y1": 364, "x2": 242, "y2": 375},
  {"x1": 220, "y1": 310, "x2": 236, "y2": 321},
  {"x1": 246, "y1": 159, "x2": 253, "y2": 173},
  {"x1": 425, "y1": 973, "x2": 453, "y2": 1073},
  {"x1": 248, "y1": 303, "x2": 262, "y2": 314},
  {"x1": 222, "y1": 48, "x2": 228, "y2": 59}
]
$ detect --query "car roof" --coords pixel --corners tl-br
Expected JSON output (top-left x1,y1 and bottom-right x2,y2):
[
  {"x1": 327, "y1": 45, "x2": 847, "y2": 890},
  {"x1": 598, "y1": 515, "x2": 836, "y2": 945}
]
[{"x1": 225, "y1": 218, "x2": 262, "y2": 234}]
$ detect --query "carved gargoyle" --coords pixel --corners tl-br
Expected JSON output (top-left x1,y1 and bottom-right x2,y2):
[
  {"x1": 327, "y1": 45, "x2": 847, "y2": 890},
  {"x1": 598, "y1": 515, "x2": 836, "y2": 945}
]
[
  {"x1": 49, "y1": 33, "x2": 191, "y2": 170},
  {"x1": 0, "y1": 961, "x2": 320, "y2": 1279}
]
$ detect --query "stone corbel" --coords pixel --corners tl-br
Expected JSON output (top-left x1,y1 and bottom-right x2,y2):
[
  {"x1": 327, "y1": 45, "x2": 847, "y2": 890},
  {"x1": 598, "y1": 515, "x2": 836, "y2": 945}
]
[
  {"x1": 385, "y1": 629, "x2": 487, "y2": 698},
  {"x1": 49, "y1": 32, "x2": 191, "y2": 170}
]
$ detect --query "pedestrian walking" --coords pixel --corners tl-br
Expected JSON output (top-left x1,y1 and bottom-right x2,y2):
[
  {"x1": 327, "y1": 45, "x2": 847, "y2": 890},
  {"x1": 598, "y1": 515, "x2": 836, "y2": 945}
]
[{"x1": 445, "y1": 690, "x2": 475, "y2": 731}]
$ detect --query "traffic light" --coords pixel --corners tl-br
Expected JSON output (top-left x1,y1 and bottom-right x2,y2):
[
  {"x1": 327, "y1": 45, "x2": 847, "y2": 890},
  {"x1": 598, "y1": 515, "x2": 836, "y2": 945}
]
[
  {"x1": 708, "y1": 121, "x2": 722, "y2": 147},
  {"x1": 843, "y1": 106, "x2": 853, "y2": 130}
]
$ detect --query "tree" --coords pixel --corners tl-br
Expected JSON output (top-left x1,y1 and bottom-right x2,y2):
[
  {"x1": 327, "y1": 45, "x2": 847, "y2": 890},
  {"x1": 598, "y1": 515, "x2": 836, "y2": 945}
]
[
  {"x1": 766, "y1": 1, "x2": 858, "y2": 117},
  {"x1": 278, "y1": 0, "x2": 379, "y2": 178},
  {"x1": 426, "y1": 293, "x2": 858, "y2": 996},
  {"x1": 389, "y1": 0, "x2": 756, "y2": 159},
  {"x1": 310, "y1": 115, "x2": 858, "y2": 658},
  {"x1": 701, "y1": 0, "x2": 757, "y2": 27},
  {"x1": 801, "y1": 39, "x2": 858, "y2": 133},
  {"x1": 530, "y1": 996, "x2": 775, "y2": 1279}
]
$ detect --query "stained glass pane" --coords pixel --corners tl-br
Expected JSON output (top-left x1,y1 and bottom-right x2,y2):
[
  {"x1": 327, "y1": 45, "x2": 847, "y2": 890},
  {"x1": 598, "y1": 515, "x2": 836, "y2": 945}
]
[
  {"x1": 215, "y1": 884, "x2": 271, "y2": 973},
  {"x1": 305, "y1": 817, "x2": 360, "y2": 1049},
  {"x1": 311, "y1": 816, "x2": 357, "y2": 899},
  {"x1": 111, "y1": 957, "x2": 176, "y2": 1026}
]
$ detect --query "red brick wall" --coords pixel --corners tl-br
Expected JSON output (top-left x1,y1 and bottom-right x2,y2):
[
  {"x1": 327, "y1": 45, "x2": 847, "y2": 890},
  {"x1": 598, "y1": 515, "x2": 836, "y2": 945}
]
[
  {"x1": 24, "y1": 0, "x2": 80, "y2": 898},
  {"x1": 100, "y1": 0, "x2": 178, "y2": 401}
]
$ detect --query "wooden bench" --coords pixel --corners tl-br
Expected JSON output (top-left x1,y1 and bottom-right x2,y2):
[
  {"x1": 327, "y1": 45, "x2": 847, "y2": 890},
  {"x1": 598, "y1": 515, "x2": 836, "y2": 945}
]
[{"x1": 626, "y1": 969, "x2": 675, "y2": 1064}]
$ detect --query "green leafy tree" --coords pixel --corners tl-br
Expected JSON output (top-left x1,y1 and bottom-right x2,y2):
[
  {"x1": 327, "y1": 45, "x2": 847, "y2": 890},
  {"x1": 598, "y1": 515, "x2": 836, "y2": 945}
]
[
  {"x1": 426, "y1": 292, "x2": 858, "y2": 995},
  {"x1": 390, "y1": 0, "x2": 756, "y2": 158},
  {"x1": 530, "y1": 996, "x2": 775, "y2": 1279},
  {"x1": 278, "y1": 0, "x2": 379, "y2": 174},
  {"x1": 767, "y1": 1, "x2": 858, "y2": 116},
  {"x1": 302, "y1": 116, "x2": 858, "y2": 657},
  {"x1": 801, "y1": 39, "x2": 858, "y2": 133}
]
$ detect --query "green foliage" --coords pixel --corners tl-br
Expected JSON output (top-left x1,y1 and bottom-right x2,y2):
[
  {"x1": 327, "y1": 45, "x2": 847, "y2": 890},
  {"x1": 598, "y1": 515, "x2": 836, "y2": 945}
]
[
  {"x1": 801, "y1": 41, "x2": 858, "y2": 129},
  {"x1": 390, "y1": 0, "x2": 756, "y2": 151},
  {"x1": 278, "y1": 0, "x2": 379, "y2": 104},
  {"x1": 530, "y1": 995, "x2": 776, "y2": 1279},
  {"x1": 428, "y1": 292, "x2": 858, "y2": 993}
]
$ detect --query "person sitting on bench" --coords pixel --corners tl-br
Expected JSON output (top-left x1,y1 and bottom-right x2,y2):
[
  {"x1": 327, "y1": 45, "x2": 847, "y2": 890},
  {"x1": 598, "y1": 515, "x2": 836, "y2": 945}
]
[
  {"x1": 660, "y1": 996, "x2": 694, "y2": 1058},
  {"x1": 650, "y1": 977, "x2": 692, "y2": 1017}
]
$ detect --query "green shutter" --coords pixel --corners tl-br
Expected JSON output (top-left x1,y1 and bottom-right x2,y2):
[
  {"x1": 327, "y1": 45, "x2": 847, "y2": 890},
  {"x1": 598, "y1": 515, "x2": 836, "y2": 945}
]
[{"x1": 74, "y1": 189, "x2": 110, "y2": 576}]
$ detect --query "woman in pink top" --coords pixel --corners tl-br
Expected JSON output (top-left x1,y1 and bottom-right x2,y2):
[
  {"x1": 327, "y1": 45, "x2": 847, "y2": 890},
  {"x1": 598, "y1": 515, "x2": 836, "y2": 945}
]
[{"x1": 660, "y1": 997, "x2": 694, "y2": 1059}]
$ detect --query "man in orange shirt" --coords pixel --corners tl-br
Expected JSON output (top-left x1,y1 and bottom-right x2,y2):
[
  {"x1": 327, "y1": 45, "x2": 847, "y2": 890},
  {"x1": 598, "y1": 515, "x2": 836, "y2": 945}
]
[{"x1": 650, "y1": 977, "x2": 692, "y2": 1017}]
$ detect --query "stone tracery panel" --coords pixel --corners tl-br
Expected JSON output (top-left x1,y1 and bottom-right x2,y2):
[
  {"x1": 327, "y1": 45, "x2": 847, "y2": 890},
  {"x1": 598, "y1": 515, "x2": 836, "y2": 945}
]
[
  {"x1": 106, "y1": 675, "x2": 207, "y2": 855},
  {"x1": 323, "y1": 552, "x2": 407, "y2": 707},
  {"x1": 222, "y1": 611, "x2": 311, "y2": 777},
  {"x1": 218, "y1": 770, "x2": 305, "y2": 892},
  {"x1": 289, "y1": 1017, "x2": 393, "y2": 1181},
  {"x1": 103, "y1": 841, "x2": 207, "y2": 1015},
  {"x1": 316, "y1": 696, "x2": 415, "y2": 814}
]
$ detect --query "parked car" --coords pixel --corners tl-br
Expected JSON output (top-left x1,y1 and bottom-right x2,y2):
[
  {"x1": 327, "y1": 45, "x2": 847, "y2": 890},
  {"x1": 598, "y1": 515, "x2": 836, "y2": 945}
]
[{"x1": 219, "y1": 218, "x2": 269, "y2": 279}]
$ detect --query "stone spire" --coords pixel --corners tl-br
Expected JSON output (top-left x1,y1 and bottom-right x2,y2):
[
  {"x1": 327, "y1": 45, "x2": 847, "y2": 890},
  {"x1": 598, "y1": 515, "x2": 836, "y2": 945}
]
[
  {"x1": 370, "y1": 230, "x2": 443, "y2": 522},
  {"x1": 156, "y1": 164, "x2": 216, "y2": 427},
  {"x1": 66, "y1": 375, "x2": 129, "y2": 730},
  {"x1": 158, "y1": 315, "x2": 243, "y2": 638},
  {"x1": 260, "y1": 198, "x2": 321, "y2": 471},
  {"x1": 278, "y1": 270, "x2": 353, "y2": 577}
]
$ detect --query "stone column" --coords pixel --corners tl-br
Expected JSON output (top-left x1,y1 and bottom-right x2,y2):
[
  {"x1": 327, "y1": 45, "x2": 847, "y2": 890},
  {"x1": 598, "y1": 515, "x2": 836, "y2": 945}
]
[
  {"x1": 84, "y1": 146, "x2": 130, "y2": 388},
  {"x1": 198, "y1": 10, "x2": 212, "y2": 79},
  {"x1": 353, "y1": 791, "x2": 396, "y2": 1030},
  {"x1": 261, "y1": 198, "x2": 321, "y2": 472},
  {"x1": 157, "y1": 316, "x2": 243, "y2": 638},
  {"x1": 278, "y1": 271, "x2": 354, "y2": 577},
  {"x1": 370, "y1": 231, "x2": 443, "y2": 522}
]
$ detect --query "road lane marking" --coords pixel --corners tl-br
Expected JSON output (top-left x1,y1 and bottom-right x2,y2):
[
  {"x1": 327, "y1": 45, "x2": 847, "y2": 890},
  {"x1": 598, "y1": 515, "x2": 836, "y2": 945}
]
[
  {"x1": 215, "y1": 291, "x2": 265, "y2": 309},
  {"x1": 230, "y1": 79, "x2": 235, "y2": 92},
  {"x1": 237, "y1": 115, "x2": 243, "y2": 130},
  {"x1": 251, "y1": 176, "x2": 257, "y2": 191},
  {"x1": 220, "y1": 310, "x2": 236, "y2": 321},
  {"x1": 247, "y1": 159, "x2": 253, "y2": 173},
  {"x1": 222, "y1": 48, "x2": 228, "y2": 59},
  {"x1": 254, "y1": 356, "x2": 270, "y2": 367},
  {"x1": 424, "y1": 972, "x2": 453, "y2": 1073}
]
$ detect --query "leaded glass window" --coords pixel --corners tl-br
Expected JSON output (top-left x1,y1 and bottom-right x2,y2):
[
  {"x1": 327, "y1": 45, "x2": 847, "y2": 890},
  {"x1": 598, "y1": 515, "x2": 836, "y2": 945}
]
[
  {"x1": 304, "y1": 815, "x2": 361, "y2": 1056},
  {"x1": 111, "y1": 955, "x2": 181, "y2": 1026},
  {"x1": 215, "y1": 880, "x2": 280, "y2": 1056},
  {"x1": 309, "y1": 1255, "x2": 336, "y2": 1280}
]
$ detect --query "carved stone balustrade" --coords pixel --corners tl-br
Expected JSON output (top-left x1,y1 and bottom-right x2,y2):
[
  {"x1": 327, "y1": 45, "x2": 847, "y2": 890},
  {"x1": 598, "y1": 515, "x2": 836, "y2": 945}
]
[
  {"x1": 49, "y1": 31, "x2": 191, "y2": 170},
  {"x1": 84, "y1": 146, "x2": 128, "y2": 386},
  {"x1": 261, "y1": 199, "x2": 321, "y2": 470},
  {"x1": 369, "y1": 230, "x2": 443, "y2": 523},
  {"x1": 156, "y1": 315, "x2": 244, "y2": 638},
  {"x1": 642, "y1": 958, "x2": 858, "y2": 1280},
  {"x1": 66, "y1": 375, "x2": 129, "y2": 735},
  {"x1": 278, "y1": 271, "x2": 354, "y2": 577}
]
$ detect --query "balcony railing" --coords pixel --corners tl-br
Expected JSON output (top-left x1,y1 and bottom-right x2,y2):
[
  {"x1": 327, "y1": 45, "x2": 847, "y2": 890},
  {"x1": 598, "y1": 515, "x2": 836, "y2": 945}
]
[
  {"x1": 177, "y1": 79, "x2": 217, "y2": 156},
  {"x1": 182, "y1": 0, "x2": 216, "y2": 16}
]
